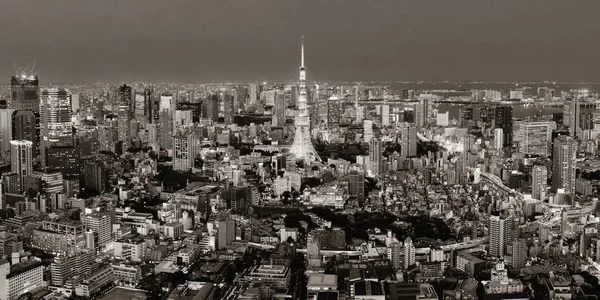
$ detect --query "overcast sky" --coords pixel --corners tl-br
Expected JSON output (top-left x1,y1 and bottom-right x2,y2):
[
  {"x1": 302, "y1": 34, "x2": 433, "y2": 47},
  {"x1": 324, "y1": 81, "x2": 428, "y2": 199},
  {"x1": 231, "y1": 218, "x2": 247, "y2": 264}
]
[{"x1": 2, "y1": 0, "x2": 600, "y2": 83}]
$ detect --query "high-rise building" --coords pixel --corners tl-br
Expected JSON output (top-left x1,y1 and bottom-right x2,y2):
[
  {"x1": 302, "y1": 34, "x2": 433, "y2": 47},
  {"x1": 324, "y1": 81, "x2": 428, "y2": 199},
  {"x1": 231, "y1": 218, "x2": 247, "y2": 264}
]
[
  {"x1": 531, "y1": 165, "x2": 547, "y2": 201},
  {"x1": 552, "y1": 136, "x2": 577, "y2": 194},
  {"x1": 44, "y1": 146, "x2": 80, "y2": 177},
  {"x1": 369, "y1": 139, "x2": 383, "y2": 176},
  {"x1": 494, "y1": 106, "x2": 513, "y2": 147},
  {"x1": 289, "y1": 37, "x2": 320, "y2": 162},
  {"x1": 380, "y1": 104, "x2": 390, "y2": 126},
  {"x1": 511, "y1": 239, "x2": 527, "y2": 269},
  {"x1": 0, "y1": 109, "x2": 14, "y2": 159},
  {"x1": 415, "y1": 97, "x2": 429, "y2": 129},
  {"x1": 223, "y1": 94, "x2": 235, "y2": 124},
  {"x1": 388, "y1": 242, "x2": 402, "y2": 270},
  {"x1": 348, "y1": 169, "x2": 365, "y2": 205},
  {"x1": 10, "y1": 140, "x2": 33, "y2": 188},
  {"x1": 404, "y1": 237, "x2": 415, "y2": 269},
  {"x1": 203, "y1": 95, "x2": 219, "y2": 122},
  {"x1": 117, "y1": 105, "x2": 130, "y2": 148},
  {"x1": 10, "y1": 74, "x2": 40, "y2": 111},
  {"x1": 494, "y1": 128, "x2": 504, "y2": 151},
  {"x1": 400, "y1": 122, "x2": 417, "y2": 157},
  {"x1": 173, "y1": 134, "x2": 196, "y2": 172},
  {"x1": 327, "y1": 96, "x2": 341, "y2": 127},
  {"x1": 173, "y1": 109, "x2": 193, "y2": 129},
  {"x1": 520, "y1": 122, "x2": 553, "y2": 156},
  {"x1": 273, "y1": 92, "x2": 286, "y2": 127},
  {"x1": 32, "y1": 220, "x2": 86, "y2": 256},
  {"x1": 83, "y1": 160, "x2": 106, "y2": 195},
  {"x1": 218, "y1": 219, "x2": 236, "y2": 249},
  {"x1": 12, "y1": 110, "x2": 40, "y2": 157},
  {"x1": 39, "y1": 88, "x2": 73, "y2": 168},
  {"x1": 489, "y1": 214, "x2": 513, "y2": 257},
  {"x1": 81, "y1": 213, "x2": 112, "y2": 247}
]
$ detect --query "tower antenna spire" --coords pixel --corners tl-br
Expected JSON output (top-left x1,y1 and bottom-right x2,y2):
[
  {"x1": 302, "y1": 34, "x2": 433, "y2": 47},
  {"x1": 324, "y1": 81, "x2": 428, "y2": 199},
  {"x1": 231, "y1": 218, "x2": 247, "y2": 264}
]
[{"x1": 301, "y1": 35, "x2": 305, "y2": 68}]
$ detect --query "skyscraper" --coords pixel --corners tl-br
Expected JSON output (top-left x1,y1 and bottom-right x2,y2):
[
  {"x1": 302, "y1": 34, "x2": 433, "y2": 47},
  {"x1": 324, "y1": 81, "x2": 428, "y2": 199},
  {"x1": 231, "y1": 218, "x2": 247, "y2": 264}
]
[
  {"x1": 404, "y1": 237, "x2": 415, "y2": 269},
  {"x1": 369, "y1": 139, "x2": 383, "y2": 176},
  {"x1": 552, "y1": 136, "x2": 577, "y2": 194},
  {"x1": 223, "y1": 94, "x2": 235, "y2": 124},
  {"x1": 83, "y1": 160, "x2": 106, "y2": 195},
  {"x1": 10, "y1": 140, "x2": 33, "y2": 189},
  {"x1": 494, "y1": 106, "x2": 513, "y2": 147},
  {"x1": 348, "y1": 169, "x2": 365, "y2": 205},
  {"x1": 0, "y1": 109, "x2": 14, "y2": 159},
  {"x1": 494, "y1": 128, "x2": 504, "y2": 151},
  {"x1": 81, "y1": 213, "x2": 112, "y2": 248},
  {"x1": 218, "y1": 219, "x2": 236, "y2": 249},
  {"x1": 272, "y1": 91, "x2": 286, "y2": 127},
  {"x1": 327, "y1": 96, "x2": 341, "y2": 127},
  {"x1": 415, "y1": 97, "x2": 429, "y2": 129},
  {"x1": 12, "y1": 110, "x2": 40, "y2": 157},
  {"x1": 10, "y1": 74, "x2": 40, "y2": 111},
  {"x1": 39, "y1": 88, "x2": 73, "y2": 168},
  {"x1": 511, "y1": 239, "x2": 527, "y2": 269},
  {"x1": 400, "y1": 122, "x2": 417, "y2": 157},
  {"x1": 531, "y1": 165, "x2": 547, "y2": 201},
  {"x1": 289, "y1": 37, "x2": 320, "y2": 162}
]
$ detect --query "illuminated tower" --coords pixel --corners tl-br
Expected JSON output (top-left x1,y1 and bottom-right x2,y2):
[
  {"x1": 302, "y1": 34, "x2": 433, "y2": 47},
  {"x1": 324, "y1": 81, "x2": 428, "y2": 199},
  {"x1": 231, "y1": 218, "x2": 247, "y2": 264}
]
[{"x1": 289, "y1": 37, "x2": 320, "y2": 162}]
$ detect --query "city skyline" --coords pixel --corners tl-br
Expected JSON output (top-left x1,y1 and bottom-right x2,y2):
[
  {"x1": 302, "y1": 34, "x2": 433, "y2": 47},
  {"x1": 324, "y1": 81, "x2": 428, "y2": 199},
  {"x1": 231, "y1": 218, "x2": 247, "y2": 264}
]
[{"x1": 2, "y1": 0, "x2": 600, "y2": 83}]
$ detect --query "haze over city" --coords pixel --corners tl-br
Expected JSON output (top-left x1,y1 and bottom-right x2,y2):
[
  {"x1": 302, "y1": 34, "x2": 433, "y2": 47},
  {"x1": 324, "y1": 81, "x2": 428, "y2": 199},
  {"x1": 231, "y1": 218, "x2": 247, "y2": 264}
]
[{"x1": 2, "y1": 0, "x2": 600, "y2": 83}]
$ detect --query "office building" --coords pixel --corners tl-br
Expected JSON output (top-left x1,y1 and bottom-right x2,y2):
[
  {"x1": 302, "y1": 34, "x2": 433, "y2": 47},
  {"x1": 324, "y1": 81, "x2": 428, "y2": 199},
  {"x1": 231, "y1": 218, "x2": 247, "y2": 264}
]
[
  {"x1": 223, "y1": 94, "x2": 235, "y2": 124},
  {"x1": 400, "y1": 122, "x2": 417, "y2": 157},
  {"x1": 494, "y1": 128, "x2": 503, "y2": 151},
  {"x1": 10, "y1": 140, "x2": 33, "y2": 189},
  {"x1": 520, "y1": 122, "x2": 552, "y2": 156},
  {"x1": 348, "y1": 169, "x2": 365, "y2": 204},
  {"x1": 369, "y1": 139, "x2": 383, "y2": 176},
  {"x1": 327, "y1": 96, "x2": 341, "y2": 127},
  {"x1": 203, "y1": 94, "x2": 219, "y2": 122},
  {"x1": 31, "y1": 220, "x2": 86, "y2": 256},
  {"x1": 173, "y1": 134, "x2": 197, "y2": 172},
  {"x1": 380, "y1": 104, "x2": 390, "y2": 126},
  {"x1": 531, "y1": 165, "x2": 547, "y2": 201},
  {"x1": 494, "y1": 106, "x2": 513, "y2": 147},
  {"x1": 272, "y1": 92, "x2": 286, "y2": 127},
  {"x1": 415, "y1": 97, "x2": 429, "y2": 129},
  {"x1": 44, "y1": 146, "x2": 80, "y2": 177},
  {"x1": 404, "y1": 237, "x2": 415, "y2": 269},
  {"x1": 218, "y1": 219, "x2": 236, "y2": 249},
  {"x1": 39, "y1": 88, "x2": 73, "y2": 168},
  {"x1": 75, "y1": 267, "x2": 115, "y2": 297},
  {"x1": 11, "y1": 110, "x2": 40, "y2": 157},
  {"x1": 552, "y1": 136, "x2": 577, "y2": 194},
  {"x1": 0, "y1": 260, "x2": 44, "y2": 300},
  {"x1": 83, "y1": 160, "x2": 106, "y2": 195},
  {"x1": 81, "y1": 213, "x2": 112, "y2": 247},
  {"x1": 0, "y1": 109, "x2": 14, "y2": 159},
  {"x1": 50, "y1": 251, "x2": 93, "y2": 286},
  {"x1": 10, "y1": 74, "x2": 39, "y2": 111}
]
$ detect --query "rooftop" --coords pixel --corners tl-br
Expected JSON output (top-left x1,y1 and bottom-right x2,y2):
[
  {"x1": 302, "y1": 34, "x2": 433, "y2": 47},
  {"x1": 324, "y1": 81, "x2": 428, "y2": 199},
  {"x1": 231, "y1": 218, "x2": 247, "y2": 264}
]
[
  {"x1": 307, "y1": 274, "x2": 338, "y2": 288},
  {"x1": 354, "y1": 280, "x2": 384, "y2": 296}
]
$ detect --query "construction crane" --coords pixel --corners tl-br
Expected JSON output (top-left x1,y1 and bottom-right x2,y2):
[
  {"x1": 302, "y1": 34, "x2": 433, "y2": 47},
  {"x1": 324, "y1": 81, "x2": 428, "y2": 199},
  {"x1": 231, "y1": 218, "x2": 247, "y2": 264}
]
[{"x1": 13, "y1": 60, "x2": 36, "y2": 79}]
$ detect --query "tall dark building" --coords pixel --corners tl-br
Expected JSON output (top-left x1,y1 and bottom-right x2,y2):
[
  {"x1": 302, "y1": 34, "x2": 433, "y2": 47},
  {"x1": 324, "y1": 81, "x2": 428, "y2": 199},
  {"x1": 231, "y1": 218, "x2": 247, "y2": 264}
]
[
  {"x1": 10, "y1": 75, "x2": 40, "y2": 111},
  {"x1": 83, "y1": 160, "x2": 106, "y2": 195},
  {"x1": 12, "y1": 110, "x2": 40, "y2": 157},
  {"x1": 118, "y1": 84, "x2": 133, "y2": 112},
  {"x1": 348, "y1": 169, "x2": 365, "y2": 205},
  {"x1": 494, "y1": 106, "x2": 513, "y2": 147},
  {"x1": 45, "y1": 147, "x2": 80, "y2": 177},
  {"x1": 202, "y1": 95, "x2": 219, "y2": 122},
  {"x1": 176, "y1": 102, "x2": 202, "y2": 123},
  {"x1": 327, "y1": 97, "x2": 341, "y2": 127},
  {"x1": 552, "y1": 112, "x2": 564, "y2": 126}
]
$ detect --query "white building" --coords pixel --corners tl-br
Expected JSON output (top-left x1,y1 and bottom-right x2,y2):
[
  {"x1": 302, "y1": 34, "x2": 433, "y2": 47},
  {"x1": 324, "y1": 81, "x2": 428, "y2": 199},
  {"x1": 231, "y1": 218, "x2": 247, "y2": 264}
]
[
  {"x1": 436, "y1": 111, "x2": 449, "y2": 127},
  {"x1": 0, "y1": 260, "x2": 44, "y2": 300}
]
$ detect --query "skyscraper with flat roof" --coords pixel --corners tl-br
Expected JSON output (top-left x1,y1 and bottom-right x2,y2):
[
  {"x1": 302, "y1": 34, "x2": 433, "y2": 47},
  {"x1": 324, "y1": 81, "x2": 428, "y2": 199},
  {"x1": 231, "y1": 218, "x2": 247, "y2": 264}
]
[
  {"x1": 532, "y1": 165, "x2": 547, "y2": 201},
  {"x1": 10, "y1": 140, "x2": 33, "y2": 189},
  {"x1": 552, "y1": 136, "x2": 577, "y2": 194}
]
